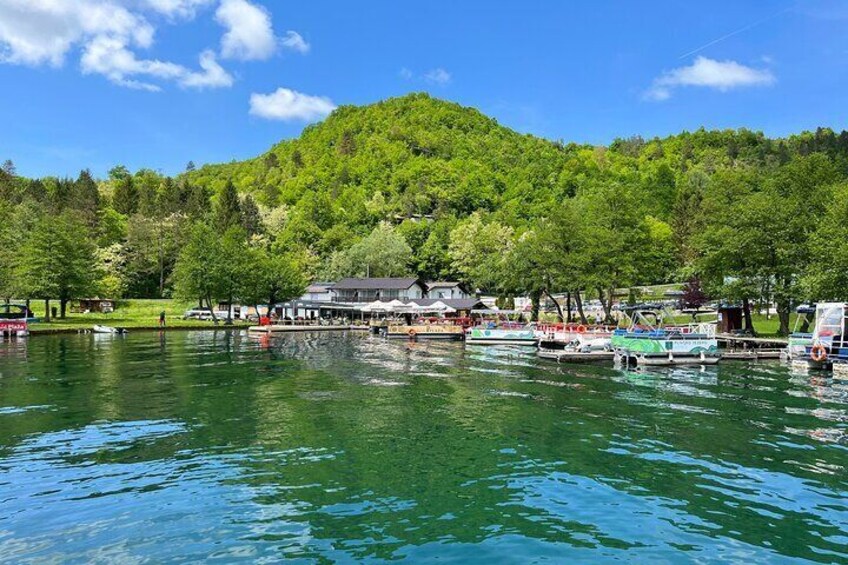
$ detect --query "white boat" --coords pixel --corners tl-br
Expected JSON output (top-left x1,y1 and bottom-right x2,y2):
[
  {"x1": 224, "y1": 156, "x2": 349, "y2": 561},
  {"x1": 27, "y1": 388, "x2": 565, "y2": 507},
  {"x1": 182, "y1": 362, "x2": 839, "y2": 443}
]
[
  {"x1": 92, "y1": 325, "x2": 127, "y2": 334},
  {"x1": 536, "y1": 323, "x2": 615, "y2": 351},
  {"x1": 465, "y1": 325, "x2": 537, "y2": 346}
]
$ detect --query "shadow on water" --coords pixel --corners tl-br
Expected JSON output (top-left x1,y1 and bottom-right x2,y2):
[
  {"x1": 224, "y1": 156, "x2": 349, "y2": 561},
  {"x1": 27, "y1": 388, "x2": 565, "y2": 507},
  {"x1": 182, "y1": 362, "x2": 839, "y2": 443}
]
[{"x1": 0, "y1": 332, "x2": 846, "y2": 562}]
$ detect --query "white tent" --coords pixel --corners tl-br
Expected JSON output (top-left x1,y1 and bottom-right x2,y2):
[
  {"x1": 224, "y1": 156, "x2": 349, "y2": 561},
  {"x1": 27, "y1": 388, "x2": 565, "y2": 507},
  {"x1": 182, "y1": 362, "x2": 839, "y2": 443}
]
[
  {"x1": 410, "y1": 300, "x2": 457, "y2": 314},
  {"x1": 359, "y1": 300, "x2": 392, "y2": 313}
]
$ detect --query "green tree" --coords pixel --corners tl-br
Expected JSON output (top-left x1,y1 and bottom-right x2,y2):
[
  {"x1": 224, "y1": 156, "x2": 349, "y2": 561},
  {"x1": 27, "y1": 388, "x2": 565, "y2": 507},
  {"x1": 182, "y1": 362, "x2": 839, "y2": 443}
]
[
  {"x1": 215, "y1": 181, "x2": 242, "y2": 233},
  {"x1": 173, "y1": 223, "x2": 225, "y2": 321},
  {"x1": 449, "y1": 213, "x2": 513, "y2": 293},
  {"x1": 804, "y1": 183, "x2": 848, "y2": 300},
  {"x1": 328, "y1": 222, "x2": 414, "y2": 278},
  {"x1": 15, "y1": 212, "x2": 100, "y2": 318},
  {"x1": 110, "y1": 165, "x2": 138, "y2": 215}
]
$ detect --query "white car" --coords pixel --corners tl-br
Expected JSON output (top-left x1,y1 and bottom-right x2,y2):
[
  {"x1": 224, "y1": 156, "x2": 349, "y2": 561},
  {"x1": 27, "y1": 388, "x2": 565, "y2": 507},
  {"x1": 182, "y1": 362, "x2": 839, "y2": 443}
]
[{"x1": 182, "y1": 308, "x2": 214, "y2": 320}]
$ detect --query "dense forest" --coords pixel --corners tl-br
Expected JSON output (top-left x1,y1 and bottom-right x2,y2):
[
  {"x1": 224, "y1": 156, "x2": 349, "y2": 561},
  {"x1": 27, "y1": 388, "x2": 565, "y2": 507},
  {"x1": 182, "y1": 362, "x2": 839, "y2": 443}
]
[{"x1": 2, "y1": 93, "x2": 848, "y2": 333}]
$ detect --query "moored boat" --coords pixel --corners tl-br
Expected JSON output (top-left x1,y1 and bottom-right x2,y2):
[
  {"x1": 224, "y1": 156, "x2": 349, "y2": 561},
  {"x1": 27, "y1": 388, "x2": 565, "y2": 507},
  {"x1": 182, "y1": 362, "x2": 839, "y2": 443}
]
[
  {"x1": 381, "y1": 320, "x2": 464, "y2": 340},
  {"x1": 783, "y1": 304, "x2": 816, "y2": 363},
  {"x1": 798, "y1": 302, "x2": 848, "y2": 371},
  {"x1": 536, "y1": 323, "x2": 615, "y2": 351},
  {"x1": 465, "y1": 324, "x2": 537, "y2": 346},
  {"x1": 611, "y1": 305, "x2": 720, "y2": 367},
  {"x1": 93, "y1": 325, "x2": 127, "y2": 335}
]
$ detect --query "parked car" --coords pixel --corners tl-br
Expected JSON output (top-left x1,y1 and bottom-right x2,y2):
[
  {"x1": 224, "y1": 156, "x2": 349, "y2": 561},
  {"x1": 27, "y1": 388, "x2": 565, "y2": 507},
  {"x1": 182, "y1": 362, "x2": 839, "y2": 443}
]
[{"x1": 183, "y1": 307, "x2": 214, "y2": 320}]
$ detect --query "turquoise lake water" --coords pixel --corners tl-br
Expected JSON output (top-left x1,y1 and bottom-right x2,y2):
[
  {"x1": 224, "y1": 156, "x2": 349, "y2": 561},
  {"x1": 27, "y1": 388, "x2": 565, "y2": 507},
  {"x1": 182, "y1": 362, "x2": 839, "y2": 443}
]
[{"x1": 0, "y1": 331, "x2": 846, "y2": 563}]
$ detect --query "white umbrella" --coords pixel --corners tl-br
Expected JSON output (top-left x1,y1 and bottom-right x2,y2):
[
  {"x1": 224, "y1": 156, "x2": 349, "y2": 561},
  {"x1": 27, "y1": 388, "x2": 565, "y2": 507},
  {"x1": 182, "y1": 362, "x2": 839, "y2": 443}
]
[
  {"x1": 430, "y1": 300, "x2": 456, "y2": 313},
  {"x1": 360, "y1": 300, "x2": 391, "y2": 313}
]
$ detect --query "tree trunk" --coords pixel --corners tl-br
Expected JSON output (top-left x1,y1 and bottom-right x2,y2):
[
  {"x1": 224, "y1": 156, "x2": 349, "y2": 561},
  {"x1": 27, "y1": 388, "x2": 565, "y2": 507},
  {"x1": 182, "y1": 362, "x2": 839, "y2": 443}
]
[
  {"x1": 206, "y1": 295, "x2": 218, "y2": 324},
  {"x1": 60, "y1": 299, "x2": 67, "y2": 319},
  {"x1": 544, "y1": 289, "x2": 565, "y2": 322},
  {"x1": 566, "y1": 292, "x2": 573, "y2": 323},
  {"x1": 44, "y1": 299, "x2": 50, "y2": 322},
  {"x1": 529, "y1": 290, "x2": 541, "y2": 322},
  {"x1": 267, "y1": 287, "x2": 278, "y2": 322},
  {"x1": 742, "y1": 297, "x2": 755, "y2": 336},
  {"x1": 574, "y1": 290, "x2": 588, "y2": 325},
  {"x1": 777, "y1": 304, "x2": 790, "y2": 336},
  {"x1": 226, "y1": 292, "x2": 234, "y2": 324},
  {"x1": 598, "y1": 287, "x2": 613, "y2": 324},
  {"x1": 158, "y1": 223, "x2": 165, "y2": 297}
]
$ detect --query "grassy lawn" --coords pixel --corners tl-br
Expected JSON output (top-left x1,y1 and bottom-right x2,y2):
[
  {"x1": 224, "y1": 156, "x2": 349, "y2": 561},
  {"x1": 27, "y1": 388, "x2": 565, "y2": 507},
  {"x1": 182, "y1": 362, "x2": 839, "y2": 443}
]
[{"x1": 24, "y1": 299, "x2": 252, "y2": 332}]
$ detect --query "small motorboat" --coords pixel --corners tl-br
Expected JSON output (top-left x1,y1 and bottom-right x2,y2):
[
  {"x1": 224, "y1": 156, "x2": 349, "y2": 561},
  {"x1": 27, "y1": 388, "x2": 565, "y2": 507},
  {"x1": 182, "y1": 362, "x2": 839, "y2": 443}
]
[{"x1": 92, "y1": 325, "x2": 127, "y2": 335}]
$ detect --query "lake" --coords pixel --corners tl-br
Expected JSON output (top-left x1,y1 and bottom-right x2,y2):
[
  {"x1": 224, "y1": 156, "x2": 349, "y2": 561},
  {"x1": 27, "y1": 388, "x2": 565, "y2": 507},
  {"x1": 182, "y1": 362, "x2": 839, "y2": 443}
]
[{"x1": 1, "y1": 331, "x2": 846, "y2": 563}]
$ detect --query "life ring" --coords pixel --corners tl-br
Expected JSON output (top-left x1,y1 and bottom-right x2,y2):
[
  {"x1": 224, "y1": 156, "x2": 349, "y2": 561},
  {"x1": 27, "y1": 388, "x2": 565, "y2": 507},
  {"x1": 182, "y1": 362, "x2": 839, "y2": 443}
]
[
  {"x1": 811, "y1": 343, "x2": 828, "y2": 363},
  {"x1": 407, "y1": 329, "x2": 417, "y2": 339},
  {"x1": 576, "y1": 325, "x2": 587, "y2": 334}
]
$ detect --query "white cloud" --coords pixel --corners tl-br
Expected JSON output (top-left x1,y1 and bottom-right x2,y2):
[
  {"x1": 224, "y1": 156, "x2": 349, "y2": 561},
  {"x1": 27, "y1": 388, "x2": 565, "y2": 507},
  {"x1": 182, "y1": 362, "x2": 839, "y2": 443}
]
[
  {"x1": 216, "y1": 0, "x2": 276, "y2": 61},
  {"x1": 424, "y1": 67, "x2": 451, "y2": 85},
  {"x1": 81, "y1": 36, "x2": 232, "y2": 90},
  {"x1": 142, "y1": 0, "x2": 215, "y2": 19},
  {"x1": 0, "y1": 0, "x2": 153, "y2": 67},
  {"x1": 400, "y1": 66, "x2": 452, "y2": 85},
  {"x1": 0, "y1": 0, "x2": 233, "y2": 91},
  {"x1": 281, "y1": 30, "x2": 309, "y2": 54},
  {"x1": 249, "y1": 87, "x2": 336, "y2": 121},
  {"x1": 646, "y1": 56, "x2": 775, "y2": 101},
  {"x1": 180, "y1": 49, "x2": 233, "y2": 88}
]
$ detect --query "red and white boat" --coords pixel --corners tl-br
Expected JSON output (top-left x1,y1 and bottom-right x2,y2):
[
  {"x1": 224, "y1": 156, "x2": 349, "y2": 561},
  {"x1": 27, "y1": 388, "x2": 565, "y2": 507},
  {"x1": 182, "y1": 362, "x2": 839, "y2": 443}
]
[{"x1": 536, "y1": 322, "x2": 616, "y2": 352}]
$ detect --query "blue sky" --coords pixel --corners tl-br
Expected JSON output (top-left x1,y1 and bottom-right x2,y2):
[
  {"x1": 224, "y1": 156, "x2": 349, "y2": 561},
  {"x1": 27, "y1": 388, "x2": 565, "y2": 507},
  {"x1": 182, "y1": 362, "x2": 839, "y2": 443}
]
[{"x1": 0, "y1": 0, "x2": 846, "y2": 178}]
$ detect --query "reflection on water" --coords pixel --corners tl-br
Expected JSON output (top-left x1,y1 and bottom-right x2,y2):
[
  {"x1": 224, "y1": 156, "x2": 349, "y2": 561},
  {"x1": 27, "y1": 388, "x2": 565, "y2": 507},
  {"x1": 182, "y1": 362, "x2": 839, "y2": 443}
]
[{"x1": 1, "y1": 331, "x2": 847, "y2": 562}]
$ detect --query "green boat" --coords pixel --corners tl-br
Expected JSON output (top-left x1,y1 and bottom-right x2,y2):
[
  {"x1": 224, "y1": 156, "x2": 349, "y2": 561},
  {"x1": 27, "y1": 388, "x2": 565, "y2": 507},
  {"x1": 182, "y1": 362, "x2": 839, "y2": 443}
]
[{"x1": 611, "y1": 305, "x2": 721, "y2": 366}]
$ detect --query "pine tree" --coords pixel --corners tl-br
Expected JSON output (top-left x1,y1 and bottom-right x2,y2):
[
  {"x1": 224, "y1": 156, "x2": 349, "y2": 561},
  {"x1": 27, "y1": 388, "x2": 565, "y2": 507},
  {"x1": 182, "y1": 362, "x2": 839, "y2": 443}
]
[
  {"x1": 109, "y1": 165, "x2": 136, "y2": 215},
  {"x1": 186, "y1": 161, "x2": 196, "y2": 172},
  {"x1": 215, "y1": 181, "x2": 242, "y2": 232},
  {"x1": 71, "y1": 169, "x2": 101, "y2": 228},
  {"x1": 241, "y1": 194, "x2": 262, "y2": 236},
  {"x1": 1, "y1": 159, "x2": 16, "y2": 176}
]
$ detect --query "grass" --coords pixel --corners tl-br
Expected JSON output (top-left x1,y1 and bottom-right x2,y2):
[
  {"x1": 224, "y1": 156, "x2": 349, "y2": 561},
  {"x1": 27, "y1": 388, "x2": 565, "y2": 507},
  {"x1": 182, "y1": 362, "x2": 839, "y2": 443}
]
[{"x1": 24, "y1": 299, "x2": 252, "y2": 333}]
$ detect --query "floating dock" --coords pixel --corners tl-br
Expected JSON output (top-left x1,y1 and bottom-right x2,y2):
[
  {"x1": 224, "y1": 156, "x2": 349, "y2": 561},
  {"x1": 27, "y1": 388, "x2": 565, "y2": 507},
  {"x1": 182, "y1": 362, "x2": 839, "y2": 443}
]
[
  {"x1": 722, "y1": 349, "x2": 783, "y2": 360},
  {"x1": 537, "y1": 349, "x2": 615, "y2": 363}
]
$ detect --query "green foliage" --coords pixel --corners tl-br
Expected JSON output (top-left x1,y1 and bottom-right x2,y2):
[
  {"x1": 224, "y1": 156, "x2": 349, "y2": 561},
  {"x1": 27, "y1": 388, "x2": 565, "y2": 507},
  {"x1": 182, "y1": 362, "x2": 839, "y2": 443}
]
[
  {"x1": 327, "y1": 222, "x2": 414, "y2": 278},
  {"x1": 215, "y1": 181, "x2": 242, "y2": 232},
  {"x1": 15, "y1": 212, "x2": 100, "y2": 316},
  {"x1": 4, "y1": 94, "x2": 848, "y2": 322}
]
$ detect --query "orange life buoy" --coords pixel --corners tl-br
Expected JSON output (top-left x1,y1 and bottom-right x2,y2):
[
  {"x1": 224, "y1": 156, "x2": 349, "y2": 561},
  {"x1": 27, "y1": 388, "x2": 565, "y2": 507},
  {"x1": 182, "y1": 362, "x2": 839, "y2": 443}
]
[
  {"x1": 576, "y1": 325, "x2": 587, "y2": 334},
  {"x1": 811, "y1": 343, "x2": 828, "y2": 362}
]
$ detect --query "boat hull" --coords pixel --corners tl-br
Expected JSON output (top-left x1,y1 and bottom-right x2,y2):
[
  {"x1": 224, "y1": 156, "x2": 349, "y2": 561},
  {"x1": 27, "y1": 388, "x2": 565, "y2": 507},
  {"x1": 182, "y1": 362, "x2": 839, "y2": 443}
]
[
  {"x1": 465, "y1": 328, "x2": 537, "y2": 346},
  {"x1": 611, "y1": 333, "x2": 720, "y2": 366}
]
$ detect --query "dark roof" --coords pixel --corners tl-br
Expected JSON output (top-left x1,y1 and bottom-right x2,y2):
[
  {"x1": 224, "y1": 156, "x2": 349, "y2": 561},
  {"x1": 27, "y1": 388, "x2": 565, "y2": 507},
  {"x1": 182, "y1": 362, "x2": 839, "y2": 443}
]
[
  {"x1": 426, "y1": 281, "x2": 467, "y2": 290},
  {"x1": 332, "y1": 278, "x2": 423, "y2": 290},
  {"x1": 306, "y1": 282, "x2": 334, "y2": 293},
  {"x1": 410, "y1": 298, "x2": 486, "y2": 310},
  {"x1": 275, "y1": 300, "x2": 356, "y2": 310}
]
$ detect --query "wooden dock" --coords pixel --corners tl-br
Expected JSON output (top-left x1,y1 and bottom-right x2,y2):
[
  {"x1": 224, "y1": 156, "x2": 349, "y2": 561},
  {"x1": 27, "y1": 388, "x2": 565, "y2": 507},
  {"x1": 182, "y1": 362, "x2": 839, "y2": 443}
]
[
  {"x1": 248, "y1": 324, "x2": 352, "y2": 333},
  {"x1": 717, "y1": 334, "x2": 788, "y2": 347}
]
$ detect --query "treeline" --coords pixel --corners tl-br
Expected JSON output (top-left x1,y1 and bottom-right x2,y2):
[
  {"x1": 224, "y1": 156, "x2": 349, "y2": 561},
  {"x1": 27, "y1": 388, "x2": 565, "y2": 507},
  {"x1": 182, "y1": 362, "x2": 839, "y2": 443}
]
[
  {"x1": 2, "y1": 93, "x2": 848, "y2": 333},
  {"x1": 0, "y1": 162, "x2": 306, "y2": 320}
]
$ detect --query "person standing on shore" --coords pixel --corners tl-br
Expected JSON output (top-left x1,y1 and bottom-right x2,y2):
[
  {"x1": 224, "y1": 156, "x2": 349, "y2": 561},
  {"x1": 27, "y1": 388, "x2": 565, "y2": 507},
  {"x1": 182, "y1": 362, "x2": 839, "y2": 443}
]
[{"x1": 159, "y1": 311, "x2": 166, "y2": 327}]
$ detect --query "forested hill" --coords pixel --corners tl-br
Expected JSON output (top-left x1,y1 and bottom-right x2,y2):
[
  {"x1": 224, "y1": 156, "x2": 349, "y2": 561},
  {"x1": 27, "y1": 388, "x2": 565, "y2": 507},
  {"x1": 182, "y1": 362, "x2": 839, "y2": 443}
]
[
  {"x1": 3, "y1": 92, "x2": 848, "y2": 333},
  {"x1": 187, "y1": 93, "x2": 577, "y2": 221}
]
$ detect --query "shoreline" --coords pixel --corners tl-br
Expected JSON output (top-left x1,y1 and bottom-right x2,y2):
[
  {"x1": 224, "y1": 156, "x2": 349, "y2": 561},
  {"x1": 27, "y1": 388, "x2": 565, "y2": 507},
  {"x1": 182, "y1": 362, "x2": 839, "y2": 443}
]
[{"x1": 26, "y1": 324, "x2": 253, "y2": 336}]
